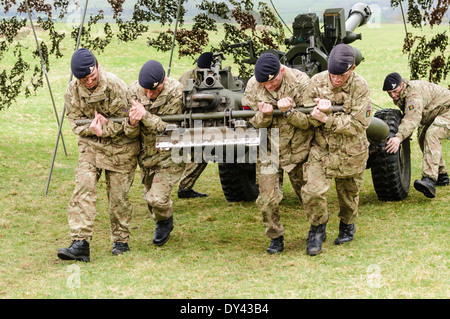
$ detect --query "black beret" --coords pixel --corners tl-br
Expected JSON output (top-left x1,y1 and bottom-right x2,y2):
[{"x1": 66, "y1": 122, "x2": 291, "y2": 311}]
[
  {"x1": 71, "y1": 48, "x2": 97, "y2": 79},
  {"x1": 383, "y1": 72, "x2": 403, "y2": 91},
  {"x1": 328, "y1": 44, "x2": 355, "y2": 75},
  {"x1": 255, "y1": 53, "x2": 281, "y2": 83},
  {"x1": 138, "y1": 60, "x2": 166, "y2": 90},
  {"x1": 197, "y1": 52, "x2": 213, "y2": 68}
]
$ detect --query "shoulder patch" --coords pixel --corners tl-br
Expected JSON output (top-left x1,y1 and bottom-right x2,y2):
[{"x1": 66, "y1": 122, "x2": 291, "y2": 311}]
[{"x1": 366, "y1": 104, "x2": 372, "y2": 117}]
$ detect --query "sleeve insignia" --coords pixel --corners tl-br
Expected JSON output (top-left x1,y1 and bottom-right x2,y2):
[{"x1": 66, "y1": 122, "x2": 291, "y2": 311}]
[{"x1": 366, "y1": 104, "x2": 372, "y2": 117}]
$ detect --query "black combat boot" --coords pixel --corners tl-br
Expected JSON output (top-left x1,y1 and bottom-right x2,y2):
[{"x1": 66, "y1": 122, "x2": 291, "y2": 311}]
[
  {"x1": 153, "y1": 216, "x2": 174, "y2": 246},
  {"x1": 58, "y1": 239, "x2": 90, "y2": 262},
  {"x1": 112, "y1": 242, "x2": 130, "y2": 255},
  {"x1": 436, "y1": 173, "x2": 449, "y2": 186},
  {"x1": 267, "y1": 235, "x2": 284, "y2": 254},
  {"x1": 178, "y1": 188, "x2": 208, "y2": 198},
  {"x1": 413, "y1": 177, "x2": 436, "y2": 198},
  {"x1": 334, "y1": 220, "x2": 356, "y2": 245},
  {"x1": 306, "y1": 221, "x2": 327, "y2": 256}
]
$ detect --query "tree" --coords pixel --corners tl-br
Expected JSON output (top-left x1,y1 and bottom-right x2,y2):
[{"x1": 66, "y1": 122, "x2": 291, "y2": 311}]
[
  {"x1": 0, "y1": 0, "x2": 285, "y2": 111},
  {"x1": 390, "y1": 0, "x2": 450, "y2": 86}
]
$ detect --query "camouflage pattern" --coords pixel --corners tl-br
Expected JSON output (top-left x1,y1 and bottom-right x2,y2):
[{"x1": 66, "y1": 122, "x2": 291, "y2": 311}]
[
  {"x1": 178, "y1": 68, "x2": 199, "y2": 87},
  {"x1": 301, "y1": 71, "x2": 371, "y2": 226},
  {"x1": 242, "y1": 66, "x2": 313, "y2": 238},
  {"x1": 65, "y1": 67, "x2": 139, "y2": 242},
  {"x1": 140, "y1": 157, "x2": 185, "y2": 221},
  {"x1": 127, "y1": 77, "x2": 184, "y2": 168},
  {"x1": 65, "y1": 67, "x2": 140, "y2": 173},
  {"x1": 177, "y1": 68, "x2": 208, "y2": 191},
  {"x1": 417, "y1": 110, "x2": 450, "y2": 179},
  {"x1": 394, "y1": 80, "x2": 450, "y2": 180},
  {"x1": 178, "y1": 161, "x2": 208, "y2": 191},
  {"x1": 256, "y1": 163, "x2": 304, "y2": 238},
  {"x1": 68, "y1": 163, "x2": 135, "y2": 242},
  {"x1": 242, "y1": 67, "x2": 313, "y2": 168},
  {"x1": 127, "y1": 77, "x2": 185, "y2": 221}
]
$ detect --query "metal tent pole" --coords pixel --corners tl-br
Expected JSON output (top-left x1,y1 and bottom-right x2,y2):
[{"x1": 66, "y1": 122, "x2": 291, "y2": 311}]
[
  {"x1": 25, "y1": 0, "x2": 68, "y2": 156},
  {"x1": 167, "y1": 0, "x2": 182, "y2": 77},
  {"x1": 44, "y1": 0, "x2": 89, "y2": 196}
]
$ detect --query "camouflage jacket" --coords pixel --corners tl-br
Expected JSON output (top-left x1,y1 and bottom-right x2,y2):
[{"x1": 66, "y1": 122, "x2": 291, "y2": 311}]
[
  {"x1": 65, "y1": 67, "x2": 139, "y2": 173},
  {"x1": 127, "y1": 77, "x2": 184, "y2": 168},
  {"x1": 303, "y1": 71, "x2": 371, "y2": 178},
  {"x1": 242, "y1": 66, "x2": 313, "y2": 170},
  {"x1": 394, "y1": 80, "x2": 450, "y2": 141},
  {"x1": 178, "y1": 68, "x2": 198, "y2": 87}
]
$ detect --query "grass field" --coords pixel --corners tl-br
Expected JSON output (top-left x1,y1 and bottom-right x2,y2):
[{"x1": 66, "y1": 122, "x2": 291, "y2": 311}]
[{"x1": 0, "y1": 21, "x2": 449, "y2": 300}]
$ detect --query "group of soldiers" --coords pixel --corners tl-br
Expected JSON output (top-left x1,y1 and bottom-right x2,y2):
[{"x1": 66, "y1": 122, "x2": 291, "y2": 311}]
[{"x1": 57, "y1": 44, "x2": 449, "y2": 262}]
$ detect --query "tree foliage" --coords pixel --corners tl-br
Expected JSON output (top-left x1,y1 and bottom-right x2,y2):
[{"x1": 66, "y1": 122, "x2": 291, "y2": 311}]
[
  {"x1": 390, "y1": 0, "x2": 449, "y2": 86},
  {"x1": 0, "y1": 0, "x2": 285, "y2": 111},
  {"x1": 1, "y1": 0, "x2": 449, "y2": 112}
]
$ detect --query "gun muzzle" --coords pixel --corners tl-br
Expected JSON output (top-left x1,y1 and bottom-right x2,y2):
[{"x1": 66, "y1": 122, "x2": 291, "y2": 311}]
[{"x1": 346, "y1": 3, "x2": 372, "y2": 32}]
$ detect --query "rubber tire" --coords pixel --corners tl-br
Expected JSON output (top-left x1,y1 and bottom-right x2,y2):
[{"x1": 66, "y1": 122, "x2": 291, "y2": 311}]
[
  {"x1": 370, "y1": 109, "x2": 411, "y2": 201},
  {"x1": 218, "y1": 163, "x2": 259, "y2": 202}
]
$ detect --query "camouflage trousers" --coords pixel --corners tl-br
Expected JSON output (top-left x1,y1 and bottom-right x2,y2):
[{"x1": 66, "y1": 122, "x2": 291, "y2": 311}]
[
  {"x1": 68, "y1": 161, "x2": 135, "y2": 243},
  {"x1": 256, "y1": 162, "x2": 305, "y2": 239},
  {"x1": 178, "y1": 161, "x2": 208, "y2": 191},
  {"x1": 141, "y1": 158, "x2": 185, "y2": 222},
  {"x1": 301, "y1": 158, "x2": 364, "y2": 226},
  {"x1": 417, "y1": 109, "x2": 450, "y2": 181}
]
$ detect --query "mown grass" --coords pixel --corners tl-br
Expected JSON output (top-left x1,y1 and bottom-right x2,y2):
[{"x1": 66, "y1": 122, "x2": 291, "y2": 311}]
[{"x1": 0, "y1": 21, "x2": 449, "y2": 299}]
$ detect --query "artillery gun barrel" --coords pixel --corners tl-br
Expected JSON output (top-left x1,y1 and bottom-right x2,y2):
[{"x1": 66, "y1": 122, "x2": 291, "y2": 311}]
[{"x1": 345, "y1": 3, "x2": 372, "y2": 32}]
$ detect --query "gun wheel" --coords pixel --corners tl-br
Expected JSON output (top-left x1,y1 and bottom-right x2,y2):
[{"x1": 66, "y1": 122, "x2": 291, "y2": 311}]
[
  {"x1": 218, "y1": 163, "x2": 259, "y2": 202},
  {"x1": 370, "y1": 109, "x2": 411, "y2": 201}
]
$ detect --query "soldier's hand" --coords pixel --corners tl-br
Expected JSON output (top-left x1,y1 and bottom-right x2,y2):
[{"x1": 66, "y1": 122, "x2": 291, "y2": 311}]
[
  {"x1": 311, "y1": 106, "x2": 329, "y2": 123},
  {"x1": 95, "y1": 110, "x2": 108, "y2": 126},
  {"x1": 386, "y1": 137, "x2": 401, "y2": 153},
  {"x1": 315, "y1": 98, "x2": 332, "y2": 114},
  {"x1": 258, "y1": 102, "x2": 273, "y2": 115},
  {"x1": 278, "y1": 97, "x2": 295, "y2": 112},
  {"x1": 90, "y1": 116, "x2": 103, "y2": 136},
  {"x1": 129, "y1": 99, "x2": 147, "y2": 126}
]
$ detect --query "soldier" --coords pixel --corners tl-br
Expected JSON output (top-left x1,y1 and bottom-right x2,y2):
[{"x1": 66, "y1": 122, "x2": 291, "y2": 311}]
[
  {"x1": 383, "y1": 72, "x2": 450, "y2": 198},
  {"x1": 242, "y1": 53, "x2": 313, "y2": 254},
  {"x1": 58, "y1": 48, "x2": 140, "y2": 262},
  {"x1": 128, "y1": 60, "x2": 185, "y2": 246},
  {"x1": 301, "y1": 44, "x2": 371, "y2": 256},
  {"x1": 176, "y1": 52, "x2": 214, "y2": 199}
]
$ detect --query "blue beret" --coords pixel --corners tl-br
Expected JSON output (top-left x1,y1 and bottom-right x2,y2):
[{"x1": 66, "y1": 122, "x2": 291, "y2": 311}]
[
  {"x1": 197, "y1": 52, "x2": 213, "y2": 68},
  {"x1": 383, "y1": 72, "x2": 402, "y2": 91},
  {"x1": 138, "y1": 60, "x2": 166, "y2": 90},
  {"x1": 255, "y1": 53, "x2": 281, "y2": 83},
  {"x1": 71, "y1": 48, "x2": 97, "y2": 79},
  {"x1": 328, "y1": 44, "x2": 355, "y2": 75}
]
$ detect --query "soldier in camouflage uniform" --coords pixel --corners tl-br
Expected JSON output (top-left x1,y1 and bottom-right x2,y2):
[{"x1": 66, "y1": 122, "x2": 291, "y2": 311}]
[
  {"x1": 176, "y1": 52, "x2": 214, "y2": 199},
  {"x1": 301, "y1": 44, "x2": 371, "y2": 256},
  {"x1": 128, "y1": 60, "x2": 185, "y2": 246},
  {"x1": 242, "y1": 53, "x2": 313, "y2": 254},
  {"x1": 383, "y1": 72, "x2": 450, "y2": 198},
  {"x1": 58, "y1": 48, "x2": 140, "y2": 262}
]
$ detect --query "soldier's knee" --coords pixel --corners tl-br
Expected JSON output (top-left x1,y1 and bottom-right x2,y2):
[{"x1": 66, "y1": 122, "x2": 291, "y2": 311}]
[{"x1": 146, "y1": 193, "x2": 170, "y2": 210}]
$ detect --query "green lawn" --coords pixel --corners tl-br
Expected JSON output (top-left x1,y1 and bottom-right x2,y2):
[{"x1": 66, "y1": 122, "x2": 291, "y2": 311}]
[{"x1": 0, "y1": 22, "x2": 449, "y2": 299}]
